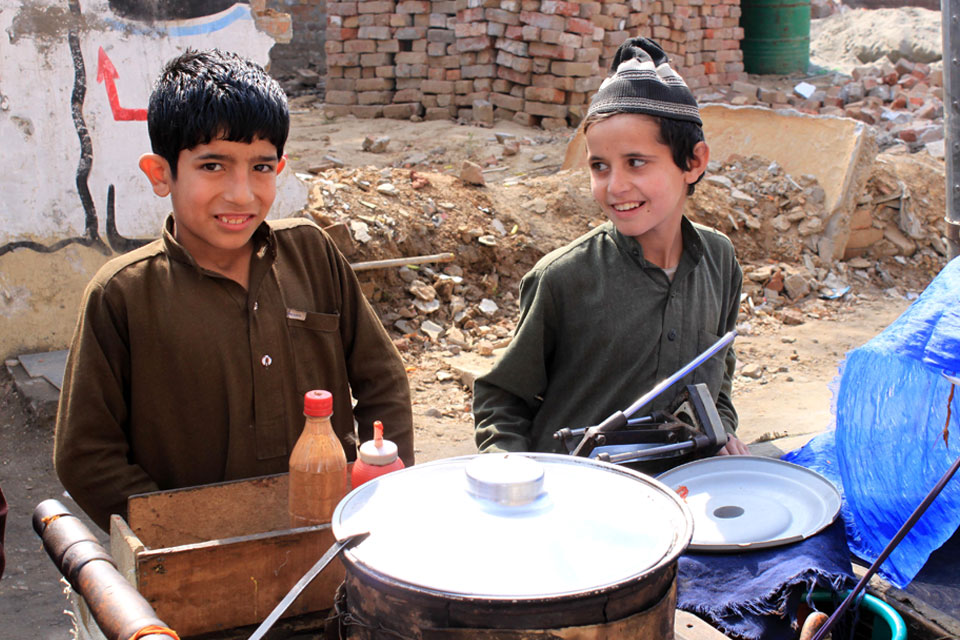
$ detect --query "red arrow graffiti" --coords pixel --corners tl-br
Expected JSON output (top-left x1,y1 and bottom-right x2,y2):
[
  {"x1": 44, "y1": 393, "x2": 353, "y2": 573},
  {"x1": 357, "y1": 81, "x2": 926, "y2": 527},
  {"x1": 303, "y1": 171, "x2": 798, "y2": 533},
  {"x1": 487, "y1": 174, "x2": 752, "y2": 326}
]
[{"x1": 97, "y1": 47, "x2": 147, "y2": 121}]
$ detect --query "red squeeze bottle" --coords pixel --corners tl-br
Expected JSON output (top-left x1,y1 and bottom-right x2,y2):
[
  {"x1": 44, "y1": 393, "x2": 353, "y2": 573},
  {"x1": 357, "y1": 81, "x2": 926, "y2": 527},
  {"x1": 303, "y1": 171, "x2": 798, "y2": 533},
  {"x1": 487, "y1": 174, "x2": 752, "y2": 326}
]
[
  {"x1": 351, "y1": 420, "x2": 405, "y2": 487},
  {"x1": 288, "y1": 390, "x2": 348, "y2": 528}
]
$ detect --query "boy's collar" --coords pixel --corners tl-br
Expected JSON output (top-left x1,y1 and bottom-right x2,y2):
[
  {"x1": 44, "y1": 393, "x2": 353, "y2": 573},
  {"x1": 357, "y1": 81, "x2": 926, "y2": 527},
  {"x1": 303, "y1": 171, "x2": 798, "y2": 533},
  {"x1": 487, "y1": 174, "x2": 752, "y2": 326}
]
[
  {"x1": 160, "y1": 214, "x2": 277, "y2": 269},
  {"x1": 608, "y1": 217, "x2": 704, "y2": 267}
]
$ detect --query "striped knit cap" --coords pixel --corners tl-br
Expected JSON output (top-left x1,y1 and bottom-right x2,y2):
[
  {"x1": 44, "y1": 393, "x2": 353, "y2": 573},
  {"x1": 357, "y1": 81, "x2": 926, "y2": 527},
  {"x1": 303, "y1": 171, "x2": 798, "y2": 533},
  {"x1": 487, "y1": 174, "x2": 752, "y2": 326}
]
[{"x1": 587, "y1": 37, "x2": 702, "y2": 126}]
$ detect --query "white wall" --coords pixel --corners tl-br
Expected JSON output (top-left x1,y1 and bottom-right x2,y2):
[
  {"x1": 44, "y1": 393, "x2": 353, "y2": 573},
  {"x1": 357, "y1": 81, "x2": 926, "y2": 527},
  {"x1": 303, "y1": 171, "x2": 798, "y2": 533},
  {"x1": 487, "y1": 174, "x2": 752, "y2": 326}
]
[{"x1": 0, "y1": 0, "x2": 305, "y2": 357}]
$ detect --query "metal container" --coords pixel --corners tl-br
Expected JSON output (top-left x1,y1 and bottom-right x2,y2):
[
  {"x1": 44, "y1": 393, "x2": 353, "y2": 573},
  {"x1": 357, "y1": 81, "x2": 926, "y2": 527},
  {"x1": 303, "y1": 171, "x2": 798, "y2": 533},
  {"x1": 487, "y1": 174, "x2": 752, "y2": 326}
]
[{"x1": 331, "y1": 453, "x2": 693, "y2": 638}]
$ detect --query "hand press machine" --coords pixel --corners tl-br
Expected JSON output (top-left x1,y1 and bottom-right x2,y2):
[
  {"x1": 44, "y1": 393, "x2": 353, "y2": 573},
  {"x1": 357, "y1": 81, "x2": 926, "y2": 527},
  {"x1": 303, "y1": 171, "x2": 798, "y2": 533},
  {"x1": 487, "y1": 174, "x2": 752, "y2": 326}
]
[{"x1": 553, "y1": 332, "x2": 736, "y2": 467}]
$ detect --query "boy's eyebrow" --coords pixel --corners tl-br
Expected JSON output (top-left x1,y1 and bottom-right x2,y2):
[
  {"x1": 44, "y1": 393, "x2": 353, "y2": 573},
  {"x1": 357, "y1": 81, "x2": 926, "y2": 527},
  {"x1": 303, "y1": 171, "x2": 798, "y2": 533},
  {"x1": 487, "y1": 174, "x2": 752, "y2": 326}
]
[{"x1": 193, "y1": 152, "x2": 279, "y2": 163}]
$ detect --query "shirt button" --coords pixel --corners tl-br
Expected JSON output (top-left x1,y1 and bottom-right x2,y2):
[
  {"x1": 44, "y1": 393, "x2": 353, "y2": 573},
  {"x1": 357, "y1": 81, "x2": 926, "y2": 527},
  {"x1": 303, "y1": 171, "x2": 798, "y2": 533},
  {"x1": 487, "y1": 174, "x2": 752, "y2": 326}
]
[
  {"x1": 667, "y1": 329, "x2": 677, "y2": 341},
  {"x1": 261, "y1": 354, "x2": 272, "y2": 367},
  {"x1": 253, "y1": 301, "x2": 259, "y2": 311}
]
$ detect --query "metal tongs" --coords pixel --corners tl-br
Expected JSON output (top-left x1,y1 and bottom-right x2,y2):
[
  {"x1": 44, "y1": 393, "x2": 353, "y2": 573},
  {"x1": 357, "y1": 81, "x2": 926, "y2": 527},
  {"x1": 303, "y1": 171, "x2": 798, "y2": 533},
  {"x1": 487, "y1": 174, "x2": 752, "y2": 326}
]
[
  {"x1": 562, "y1": 331, "x2": 736, "y2": 463},
  {"x1": 248, "y1": 530, "x2": 369, "y2": 640}
]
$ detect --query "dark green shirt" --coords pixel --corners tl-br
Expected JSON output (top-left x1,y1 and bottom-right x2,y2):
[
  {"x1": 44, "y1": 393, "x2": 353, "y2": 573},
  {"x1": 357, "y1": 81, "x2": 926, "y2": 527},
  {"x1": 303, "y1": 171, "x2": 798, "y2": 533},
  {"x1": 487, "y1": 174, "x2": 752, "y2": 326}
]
[
  {"x1": 474, "y1": 218, "x2": 742, "y2": 455},
  {"x1": 54, "y1": 216, "x2": 413, "y2": 530}
]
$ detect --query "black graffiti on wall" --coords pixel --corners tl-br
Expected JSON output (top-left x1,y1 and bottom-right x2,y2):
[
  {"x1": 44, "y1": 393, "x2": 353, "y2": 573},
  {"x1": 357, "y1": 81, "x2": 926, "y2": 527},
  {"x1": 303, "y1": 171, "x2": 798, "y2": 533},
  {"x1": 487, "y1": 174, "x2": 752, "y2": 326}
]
[
  {"x1": 109, "y1": 0, "x2": 246, "y2": 21},
  {"x1": 0, "y1": 0, "x2": 224, "y2": 258}
]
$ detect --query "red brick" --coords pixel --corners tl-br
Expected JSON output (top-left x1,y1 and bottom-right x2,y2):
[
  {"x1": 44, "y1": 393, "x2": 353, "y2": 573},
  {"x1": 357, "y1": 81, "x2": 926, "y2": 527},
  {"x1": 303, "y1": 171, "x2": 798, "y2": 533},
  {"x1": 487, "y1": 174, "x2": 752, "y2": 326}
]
[
  {"x1": 457, "y1": 35, "x2": 492, "y2": 52},
  {"x1": 383, "y1": 103, "x2": 424, "y2": 119},
  {"x1": 327, "y1": 52, "x2": 360, "y2": 66},
  {"x1": 455, "y1": 22, "x2": 488, "y2": 37},
  {"x1": 457, "y1": 7, "x2": 484, "y2": 22},
  {"x1": 326, "y1": 27, "x2": 359, "y2": 41},
  {"x1": 524, "y1": 100, "x2": 569, "y2": 118},
  {"x1": 397, "y1": 0, "x2": 430, "y2": 13},
  {"x1": 551, "y1": 61, "x2": 596, "y2": 76},
  {"x1": 358, "y1": 1, "x2": 395, "y2": 13},
  {"x1": 358, "y1": 90, "x2": 393, "y2": 105},
  {"x1": 344, "y1": 39, "x2": 376, "y2": 53},
  {"x1": 524, "y1": 86, "x2": 567, "y2": 103},
  {"x1": 328, "y1": 2, "x2": 358, "y2": 16},
  {"x1": 496, "y1": 50, "x2": 533, "y2": 73},
  {"x1": 520, "y1": 10, "x2": 566, "y2": 30},
  {"x1": 396, "y1": 26, "x2": 427, "y2": 39},
  {"x1": 541, "y1": 0, "x2": 579, "y2": 15},
  {"x1": 357, "y1": 26, "x2": 391, "y2": 39},
  {"x1": 497, "y1": 65, "x2": 532, "y2": 85},
  {"x1": 462, "y1": 64, "x2": 496, "y2": 78},
  {"x1": 566, "y1": 16, "x2": 594, "y2": 34},
  {"x1": 325, "y1": 90, "x2": 357, "y2": 105},
  {"x1": 422, "y1": 80, "x2": 455, "y2": 94},
  {"x1": 486, "y1": 8, "x2": 521, "y2": 25},
  {"x1": 528, "y1": 41, "x2": 575, "y2": 60}
]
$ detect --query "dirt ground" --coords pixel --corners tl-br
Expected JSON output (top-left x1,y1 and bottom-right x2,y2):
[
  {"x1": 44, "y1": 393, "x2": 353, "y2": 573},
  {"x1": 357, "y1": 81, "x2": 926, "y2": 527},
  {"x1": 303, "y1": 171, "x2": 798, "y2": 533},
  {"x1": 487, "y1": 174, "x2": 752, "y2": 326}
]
[{"x1": 0, "y1": 8, "x2": 951, "y2": 637}]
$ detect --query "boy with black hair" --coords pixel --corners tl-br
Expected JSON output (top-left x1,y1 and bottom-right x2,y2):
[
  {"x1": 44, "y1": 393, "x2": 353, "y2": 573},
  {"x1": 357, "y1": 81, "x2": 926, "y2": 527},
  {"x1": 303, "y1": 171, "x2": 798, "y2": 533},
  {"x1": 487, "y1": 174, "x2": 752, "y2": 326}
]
[
  {"x1": 54, "y1": 49, "x2": 414, "y2": 531},
  {"x1": 474, "y1": 38, "x2": 748, "y2": 464}
]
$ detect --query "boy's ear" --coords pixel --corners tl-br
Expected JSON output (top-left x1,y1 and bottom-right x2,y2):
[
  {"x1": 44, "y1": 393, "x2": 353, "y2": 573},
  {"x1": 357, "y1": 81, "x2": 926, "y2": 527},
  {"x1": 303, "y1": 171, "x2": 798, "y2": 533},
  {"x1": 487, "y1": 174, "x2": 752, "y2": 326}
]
[
  {"x1": 685, "y1": 141, "x2": 710, "y2": 184},
  {"x1": 138, "y1": 153, "x2": 173, "y2": 197},
  {"x1": 277, "y1": 154, "x2": 287, "y2": 175}
]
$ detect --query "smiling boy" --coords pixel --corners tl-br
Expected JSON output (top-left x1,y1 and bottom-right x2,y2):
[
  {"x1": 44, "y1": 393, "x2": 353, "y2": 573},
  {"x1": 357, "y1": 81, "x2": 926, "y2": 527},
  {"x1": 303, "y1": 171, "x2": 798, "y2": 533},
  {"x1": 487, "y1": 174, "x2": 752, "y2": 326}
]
[
  {"x1": 54, "y1": 50, "x2": 414, "y2": 531},
  {"x1": 474, "y1": 38, "x2": 747, "y2": 466}
]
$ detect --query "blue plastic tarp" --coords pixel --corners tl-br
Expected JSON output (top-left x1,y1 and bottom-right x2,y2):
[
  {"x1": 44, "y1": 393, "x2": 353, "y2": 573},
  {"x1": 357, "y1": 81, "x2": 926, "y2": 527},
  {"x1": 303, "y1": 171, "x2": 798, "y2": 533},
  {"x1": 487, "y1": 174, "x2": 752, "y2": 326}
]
[{"x1": 785, "y1": 257, "x2": 960, "y2": 588}]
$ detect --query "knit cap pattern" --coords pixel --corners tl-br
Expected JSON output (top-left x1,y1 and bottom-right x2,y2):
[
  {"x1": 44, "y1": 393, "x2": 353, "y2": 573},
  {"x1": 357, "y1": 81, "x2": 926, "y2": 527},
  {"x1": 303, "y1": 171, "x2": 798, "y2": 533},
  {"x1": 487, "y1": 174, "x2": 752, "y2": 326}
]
[{"x1": 587, "y1": 37, "x2": 702, "y2": 126}]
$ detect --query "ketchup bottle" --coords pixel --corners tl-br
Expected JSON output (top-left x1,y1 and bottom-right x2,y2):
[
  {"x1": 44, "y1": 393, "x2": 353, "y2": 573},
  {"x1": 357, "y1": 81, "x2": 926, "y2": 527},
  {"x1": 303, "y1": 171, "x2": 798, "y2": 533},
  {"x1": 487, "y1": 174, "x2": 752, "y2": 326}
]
[
  {"x1": 288, "y1": 390, "x2": 347, "y2": 527},
  {"x1": 351, "y1": 420, "x2": 405, "y2": 487}
]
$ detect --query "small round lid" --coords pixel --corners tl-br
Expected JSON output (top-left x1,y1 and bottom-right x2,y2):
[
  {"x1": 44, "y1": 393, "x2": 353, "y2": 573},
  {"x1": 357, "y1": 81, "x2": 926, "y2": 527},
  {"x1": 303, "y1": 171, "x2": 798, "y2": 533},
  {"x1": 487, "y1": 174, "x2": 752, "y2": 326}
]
[
  {"x1": 358, "y1": 420, "x2": 399, "y2": 465},
  {"x1": 303, "y1": 390, "x2": 333, "y2": 417},
  {"x1": 358, "y1": 439, "x2": 399, "y2": 465},
  {"x1": 333, "y1": 453, "x2": 692, "y2": 599}
]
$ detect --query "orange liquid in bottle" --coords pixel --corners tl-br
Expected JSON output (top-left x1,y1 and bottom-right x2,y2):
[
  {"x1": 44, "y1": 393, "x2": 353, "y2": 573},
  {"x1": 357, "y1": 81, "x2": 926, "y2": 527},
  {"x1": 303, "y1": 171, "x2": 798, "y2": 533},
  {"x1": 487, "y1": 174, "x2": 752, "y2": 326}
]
[{"x1": 288, "y1": 390, "x2": 347, "y2": 527}]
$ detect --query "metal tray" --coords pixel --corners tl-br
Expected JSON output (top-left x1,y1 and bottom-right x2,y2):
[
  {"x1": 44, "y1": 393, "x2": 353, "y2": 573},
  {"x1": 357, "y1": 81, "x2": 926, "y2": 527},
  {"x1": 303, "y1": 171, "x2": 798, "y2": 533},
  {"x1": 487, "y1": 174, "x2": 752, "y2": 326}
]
[{"x1": 657, "y1": 456, "x2": 841, "y2": 552}]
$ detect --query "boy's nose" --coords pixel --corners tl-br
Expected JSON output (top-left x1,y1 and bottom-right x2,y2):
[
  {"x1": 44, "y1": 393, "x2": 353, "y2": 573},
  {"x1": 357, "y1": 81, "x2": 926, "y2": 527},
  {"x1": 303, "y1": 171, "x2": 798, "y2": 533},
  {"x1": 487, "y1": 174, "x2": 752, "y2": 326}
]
[
  {"x1": 225, "y1": 171, "x2": 256, "y2": 204},
  {"x1": 608, "y1": 166, "x2": 631, "y2": 196}
]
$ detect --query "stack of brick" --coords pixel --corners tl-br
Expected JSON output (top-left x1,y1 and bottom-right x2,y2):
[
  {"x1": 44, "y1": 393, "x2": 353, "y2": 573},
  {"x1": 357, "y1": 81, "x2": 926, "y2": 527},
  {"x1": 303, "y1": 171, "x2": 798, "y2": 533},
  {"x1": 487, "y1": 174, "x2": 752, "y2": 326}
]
[
  {"x1": 325, "y1": 0, "x2": 437, "y2": 119},
  {"x1": 480, "y1": 1, "x2": 604, "y2": 129},
  {"x1": 625, "y1": 0, "x2": 746, "y2": 91},
  {"x1": 323, "y1": 0, "x2": 744, "y2": 126}
]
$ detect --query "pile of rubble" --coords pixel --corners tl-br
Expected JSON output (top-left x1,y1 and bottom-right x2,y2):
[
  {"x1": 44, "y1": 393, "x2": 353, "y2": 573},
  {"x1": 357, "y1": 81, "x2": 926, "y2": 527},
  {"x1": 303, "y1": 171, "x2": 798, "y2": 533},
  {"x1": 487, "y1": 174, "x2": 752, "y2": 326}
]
[
  {"x1": 687, "y1": 153, "x2": 946, "y2": 325},
  {"x1": 706, "y1": 59, "x2": 944, "y2": 158},
  {"x1": 321, "y1": 0, "x2": 745, "y2": 128},
  {"x1": 295, "y1": 140, "x2": 945, "y2": 352}
]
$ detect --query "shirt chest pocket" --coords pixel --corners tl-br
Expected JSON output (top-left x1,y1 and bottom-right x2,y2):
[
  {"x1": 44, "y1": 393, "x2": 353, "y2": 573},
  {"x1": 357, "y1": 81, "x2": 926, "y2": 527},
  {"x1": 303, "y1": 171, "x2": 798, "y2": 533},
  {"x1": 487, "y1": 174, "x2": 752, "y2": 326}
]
[
  {"x1": 286, "y1": 308, "x2": 340, "y2": 332},
  {"x1": 285, "y1": 309, "x2": 343, "y2": 393}
]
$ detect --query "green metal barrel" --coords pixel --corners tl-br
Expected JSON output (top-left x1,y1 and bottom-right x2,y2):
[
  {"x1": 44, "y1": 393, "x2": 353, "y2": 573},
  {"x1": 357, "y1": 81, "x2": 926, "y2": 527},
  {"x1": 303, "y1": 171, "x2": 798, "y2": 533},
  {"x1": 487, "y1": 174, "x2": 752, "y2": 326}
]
[{"x1": 740, "y1": 0, "x2": 811, "y2": 75}]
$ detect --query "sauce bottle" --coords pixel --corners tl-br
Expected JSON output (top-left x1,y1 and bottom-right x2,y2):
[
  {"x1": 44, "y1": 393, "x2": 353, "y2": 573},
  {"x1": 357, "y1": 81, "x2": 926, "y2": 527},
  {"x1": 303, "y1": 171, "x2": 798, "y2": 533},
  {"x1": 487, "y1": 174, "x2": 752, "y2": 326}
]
[
  {"x1": 288, "y1": 390, "x2": 347, "y2": 527},
  {"x1": 351, "y1": 420, "x2": 405, "y2": 487}
]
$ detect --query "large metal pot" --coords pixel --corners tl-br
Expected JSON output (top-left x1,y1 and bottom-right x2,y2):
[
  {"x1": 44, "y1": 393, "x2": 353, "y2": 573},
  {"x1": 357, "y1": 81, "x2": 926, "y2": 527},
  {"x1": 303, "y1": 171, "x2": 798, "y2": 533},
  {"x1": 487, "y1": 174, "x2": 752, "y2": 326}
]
[{"x1": 331, "y1": 453, "x2": 693, "y2": 638}]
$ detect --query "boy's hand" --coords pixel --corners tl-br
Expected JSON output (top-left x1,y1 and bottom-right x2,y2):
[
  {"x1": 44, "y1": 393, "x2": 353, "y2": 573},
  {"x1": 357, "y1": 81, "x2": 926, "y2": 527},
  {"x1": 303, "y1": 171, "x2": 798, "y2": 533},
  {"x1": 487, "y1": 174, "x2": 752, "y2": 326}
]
[{"x1": 717, "y1": 434, "x2": 750, "y2": 456}]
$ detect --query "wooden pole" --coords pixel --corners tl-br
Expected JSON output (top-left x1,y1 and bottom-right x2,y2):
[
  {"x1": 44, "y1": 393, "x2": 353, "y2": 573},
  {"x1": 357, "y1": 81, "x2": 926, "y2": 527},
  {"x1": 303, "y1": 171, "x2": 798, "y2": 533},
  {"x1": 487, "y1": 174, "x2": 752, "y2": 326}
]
[
  {"x1": 943, "y1": 0, "x2": 959, "y2": 260},
  {"x1": 350, "y1": 252, "x2": 455, "y2": 272}
]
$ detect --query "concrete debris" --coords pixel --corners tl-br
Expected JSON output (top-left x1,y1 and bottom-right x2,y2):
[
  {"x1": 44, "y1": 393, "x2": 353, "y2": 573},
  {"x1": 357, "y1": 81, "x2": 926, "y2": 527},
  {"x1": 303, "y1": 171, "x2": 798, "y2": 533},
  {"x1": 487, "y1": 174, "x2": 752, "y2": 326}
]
[
  {"x1": 741, "y1": 363, "x2": 764, "y2": 379},
  {"x1": 478, "y1": 298, "x2": 499, "y2": 317},
  {"x1": 421, "y1": 320, "x2": 444, "y2": 341},
  {"x1": 460, "y1": 160, "x2": 486, "y2": 186}
]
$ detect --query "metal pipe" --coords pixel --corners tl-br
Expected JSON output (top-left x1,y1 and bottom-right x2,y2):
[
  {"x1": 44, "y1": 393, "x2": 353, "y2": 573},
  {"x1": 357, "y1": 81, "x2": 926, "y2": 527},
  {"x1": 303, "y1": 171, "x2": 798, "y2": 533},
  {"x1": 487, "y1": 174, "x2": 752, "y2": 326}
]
[
  {"x1": 32, "y1": 500, "x2": 175, "y2": 640},
  {"x1": 942, "y1": 0, "x2": 960, "y2": 260}
]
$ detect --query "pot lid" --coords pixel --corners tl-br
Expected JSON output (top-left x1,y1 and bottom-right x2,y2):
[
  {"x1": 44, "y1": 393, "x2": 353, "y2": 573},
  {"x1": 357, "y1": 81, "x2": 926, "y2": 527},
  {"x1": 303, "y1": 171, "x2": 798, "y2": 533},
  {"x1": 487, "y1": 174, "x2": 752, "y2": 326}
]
[
  {"x1": 332, "y1": 453, "x2": 692, "y2": 599},
  {"x1": 657, "y1": 456, "x2": 842, "y2": 551}
]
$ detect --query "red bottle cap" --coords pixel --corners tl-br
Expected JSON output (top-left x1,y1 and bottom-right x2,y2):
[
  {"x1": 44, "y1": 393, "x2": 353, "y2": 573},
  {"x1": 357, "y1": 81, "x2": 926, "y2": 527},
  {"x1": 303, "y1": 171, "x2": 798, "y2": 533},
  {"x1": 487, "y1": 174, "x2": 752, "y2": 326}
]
[{"x1": 303, "y1": 390, "x2": 333, "y2": 417}]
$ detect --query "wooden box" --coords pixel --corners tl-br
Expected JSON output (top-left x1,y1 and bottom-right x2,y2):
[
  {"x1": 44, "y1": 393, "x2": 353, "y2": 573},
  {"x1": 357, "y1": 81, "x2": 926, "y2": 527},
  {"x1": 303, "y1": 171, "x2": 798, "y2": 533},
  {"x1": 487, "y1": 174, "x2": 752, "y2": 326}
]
[{"x1": 107, "y1": 473, "x2": 342, "y2": 638}]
